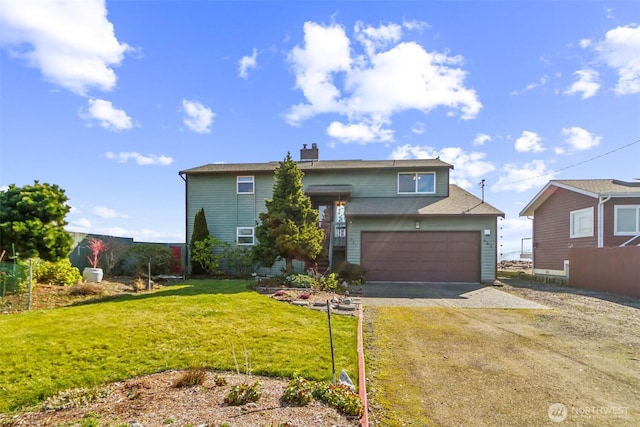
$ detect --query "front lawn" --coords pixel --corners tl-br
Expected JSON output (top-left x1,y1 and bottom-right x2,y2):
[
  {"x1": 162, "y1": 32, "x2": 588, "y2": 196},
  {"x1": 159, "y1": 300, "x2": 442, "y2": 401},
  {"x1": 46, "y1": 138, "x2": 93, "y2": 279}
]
[{"x1": 0, "y1": 280, "x2": 357, "y2": 413}]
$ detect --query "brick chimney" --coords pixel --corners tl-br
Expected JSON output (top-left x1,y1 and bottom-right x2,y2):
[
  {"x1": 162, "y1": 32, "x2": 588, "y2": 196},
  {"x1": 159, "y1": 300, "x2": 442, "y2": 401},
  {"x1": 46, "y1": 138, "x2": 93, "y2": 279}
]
[{"x1": 300, "y1": 143, "x2": 319, "y2": 161}]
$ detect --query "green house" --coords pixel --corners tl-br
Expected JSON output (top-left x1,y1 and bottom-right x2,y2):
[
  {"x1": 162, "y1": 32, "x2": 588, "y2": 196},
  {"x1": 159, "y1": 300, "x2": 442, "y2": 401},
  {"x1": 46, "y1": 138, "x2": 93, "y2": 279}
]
[{"x1": 179, "y1": 145, "x2": 504, "y2": 283}]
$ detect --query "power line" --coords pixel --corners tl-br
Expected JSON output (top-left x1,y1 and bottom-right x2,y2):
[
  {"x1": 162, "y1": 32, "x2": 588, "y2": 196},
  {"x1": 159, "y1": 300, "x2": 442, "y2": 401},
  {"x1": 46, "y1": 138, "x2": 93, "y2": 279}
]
[{"x1": 505, "y1": 137, "x2": 640, "y2": 185}]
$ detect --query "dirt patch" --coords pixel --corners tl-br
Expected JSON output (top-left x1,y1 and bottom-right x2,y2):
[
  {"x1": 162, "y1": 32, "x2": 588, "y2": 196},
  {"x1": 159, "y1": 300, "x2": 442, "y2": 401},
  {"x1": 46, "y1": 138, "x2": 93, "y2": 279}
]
[
  {"x1": 365, "y1": 277, "x2": 640, "y2": 426},
  {"x1": 3, "y1": 371, "x2": 359, "y2": 427}
]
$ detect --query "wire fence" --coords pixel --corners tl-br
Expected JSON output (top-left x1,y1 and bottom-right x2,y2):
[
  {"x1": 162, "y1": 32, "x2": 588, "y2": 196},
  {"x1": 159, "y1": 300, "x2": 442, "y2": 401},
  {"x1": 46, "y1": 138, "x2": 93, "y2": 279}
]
[{"x1": 0, "y1": 261, "x2": 31, "y2": 312}]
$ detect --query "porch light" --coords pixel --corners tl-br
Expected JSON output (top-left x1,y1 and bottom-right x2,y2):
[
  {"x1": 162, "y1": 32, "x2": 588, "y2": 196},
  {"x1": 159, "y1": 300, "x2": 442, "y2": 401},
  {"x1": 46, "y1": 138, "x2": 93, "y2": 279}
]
[{"x1": 415, "y1": 220, "x2": 421, "y2": 229}]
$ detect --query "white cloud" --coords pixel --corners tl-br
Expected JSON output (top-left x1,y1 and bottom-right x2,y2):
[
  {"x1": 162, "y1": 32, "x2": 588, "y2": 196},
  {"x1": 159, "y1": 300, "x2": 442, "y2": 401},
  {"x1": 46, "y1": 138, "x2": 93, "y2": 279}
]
[
  {"x1": 80, "y1": 98, "x2": 133, "y2": 131},
  {"x1": 402, "y1": 19, "x2": 430, "y2": 32},
  {"x1": 564, "y1": 69, "x2": 600, "y2": 99},
  {"x1": 515, "y1": 131, "x2": 545, "y2": 153},
  {"x1": 0, "y1": 0, "x2": 130, "y2": 95},
  {"x1": 285, "y1": 20, "x2": 481, "y2": 143},
  {"x1": 73, "y1": 218, "x2": 92, "y2": 228},
  {"x1": 354, "y1": 21, "x2": 402, "y2": 57},
  {"x1": 181, "y1": 99, "x2": 215, "y2": 133},
  {"x1": 579, "y1": 38, "x2": 592, "y2": 48},
  {"x1": 327, "y1": 120, "x2": 394, "y2": 143},
  {"x1": 511, "y1": 76, "x2": 549, "y2": 95},
  {"x1": 390, "y1": 144, "x2": 495, "y2": 190},
  {"x1": 411, "y1": 122, "x2": 425, "y2": 135},
  {"x1": 596, "y1": 24, "x2": 640, "y2": 94},
  {"x1": 94, "y1": 206, "x2": 128, "y2": 219},
  {"x1": 473, "y1": 133, "x2": 491, "y2": 146},
  {"x1": 561, "y1": 126, "x2": 602, "y2": 150},
  {"x1": 491, "y1": 160, "x2": 555, "y2": 192},
  {"x1": 238, "y1": 48, "x2": 257, "y2": 79},
  {"x1": 105, "y1": 151, "x2": 173, "y2": 165}
]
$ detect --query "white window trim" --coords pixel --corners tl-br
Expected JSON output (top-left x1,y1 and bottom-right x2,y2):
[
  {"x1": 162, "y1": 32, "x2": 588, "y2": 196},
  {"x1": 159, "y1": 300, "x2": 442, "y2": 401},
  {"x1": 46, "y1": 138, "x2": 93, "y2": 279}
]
[
  {"x1": 397, "y1": 172, "x2": 436, "y2": 194},
  {"x1": 614, "y1": 205, "x2": 640, "y2": 236},
  {"x1": 236, "y1": 176, "x2": 255, "y2": 194},
  {"x1": 569, "y1": 207, "x2": 594, "y2": 238},
  {"x1": 236, "y1": 227, "x2": 255, "y2": 245}
]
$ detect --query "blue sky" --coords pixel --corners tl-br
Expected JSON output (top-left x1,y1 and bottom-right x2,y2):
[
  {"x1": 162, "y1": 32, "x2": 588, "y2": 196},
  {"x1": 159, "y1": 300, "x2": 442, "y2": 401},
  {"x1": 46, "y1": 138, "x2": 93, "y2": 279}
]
[{"x1": 1, "y1": 0, "x2": 639, "y2": 259}]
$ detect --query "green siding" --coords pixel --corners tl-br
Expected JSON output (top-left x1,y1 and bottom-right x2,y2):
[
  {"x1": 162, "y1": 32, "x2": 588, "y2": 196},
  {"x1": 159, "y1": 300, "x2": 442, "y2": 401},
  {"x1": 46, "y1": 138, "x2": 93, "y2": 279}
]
[
  {"x1": 302, "y1": 168, "x2": 449, "y2": 197},
  {"x1": 346, "y1": 216, "x2": 498, "y2": 282}
]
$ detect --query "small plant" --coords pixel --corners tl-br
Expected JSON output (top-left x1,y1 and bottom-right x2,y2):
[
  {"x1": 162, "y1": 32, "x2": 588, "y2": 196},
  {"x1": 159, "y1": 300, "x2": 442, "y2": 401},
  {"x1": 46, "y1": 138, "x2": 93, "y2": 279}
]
[
  {"x1": 313, "y1": 382, "x2": 364, "y2": 417},
  {"x1": 317, "y1": 272, "x2": 339, "y2": 291},
  {"x1": 286, "y1": 273, "x2": 316, "y2": 288},
  {"x1": 225, "y1": 381, "x2": 262, "y2": 405},
  {"x1": 213, "y1": 373, "x2": 227, "y2": 386},
  {"x1": 86, "y1": 238, "x2": 108, "y2": 269},
  {"x1": 282, "y1": 377, "x2": 315, "y2": 405},
  {"x1": 173, "y1": 368, "x2": 207, "y2": 388},
  {"x1": 33, "y1": 258, "x2": 82, "y2": 286},
  {"x1": 191, "y1": 235, "x2": 222, "y2": 275}
]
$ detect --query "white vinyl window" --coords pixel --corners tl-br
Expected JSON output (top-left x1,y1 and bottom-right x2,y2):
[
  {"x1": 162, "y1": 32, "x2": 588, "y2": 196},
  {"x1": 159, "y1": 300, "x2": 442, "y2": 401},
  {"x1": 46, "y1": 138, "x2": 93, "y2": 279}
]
[
  {"x1": 614, "y1": 205, "x2": 640, "y2": 235},
  {"x1": 398, "y1": 172, "x2": 436, "y2": 194},
  {"x1": 237, "y1": 227, "x2": 255, "y2": 245},
  {"x1": 237, "y1": 176, "x2": 254, "y2": 194},
  {"x1": 570, "y1": 207, "x2": 594, "y2": 238}
]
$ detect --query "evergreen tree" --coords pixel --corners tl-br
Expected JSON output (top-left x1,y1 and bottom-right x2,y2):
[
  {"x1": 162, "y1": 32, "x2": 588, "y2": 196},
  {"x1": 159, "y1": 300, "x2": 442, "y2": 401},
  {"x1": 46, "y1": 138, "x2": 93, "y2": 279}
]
[
  {"x1": 189, "y1": 208, "x2": 211, "y2": 275},
  {"x1": 254, "y1": 153, "x2": 324, "y2": 273},
  {"x1": 0, "y1": 181, "x2": 73, "y2": 261}
]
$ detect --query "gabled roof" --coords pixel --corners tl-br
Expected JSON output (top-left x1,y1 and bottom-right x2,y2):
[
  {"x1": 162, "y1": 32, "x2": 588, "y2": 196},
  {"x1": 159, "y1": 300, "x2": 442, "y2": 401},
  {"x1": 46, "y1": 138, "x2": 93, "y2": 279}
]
[
  {"x1": 179, "y1": 158, "x2": 453, "y2": 175},
  {"x1": 346, "y1": 185, "x2": 504, "y2": 217},
  {"x1": 519, "y1": 179, "x2": 640, "y2": 216}
]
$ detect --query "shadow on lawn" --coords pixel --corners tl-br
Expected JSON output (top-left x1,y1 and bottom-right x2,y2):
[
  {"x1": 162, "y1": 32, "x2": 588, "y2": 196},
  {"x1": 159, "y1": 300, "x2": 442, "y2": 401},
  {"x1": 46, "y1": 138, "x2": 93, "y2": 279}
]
[
  {"x1": 71, "y1": 279, "x2": 254, "y2": 307},
  {"x1": 500, "y1": 276, "x2": 640, "y2": 310}
]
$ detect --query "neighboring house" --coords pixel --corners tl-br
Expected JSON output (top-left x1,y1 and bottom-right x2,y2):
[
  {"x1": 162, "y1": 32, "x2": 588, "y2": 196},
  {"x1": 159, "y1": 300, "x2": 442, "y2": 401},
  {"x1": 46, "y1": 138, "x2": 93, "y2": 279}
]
[
  {"x1": 519, "y1": 179, "x2": 640, "y2": 277},
  {"x1": 179, "y1": 145, "x2": 504, "y2": 284}
]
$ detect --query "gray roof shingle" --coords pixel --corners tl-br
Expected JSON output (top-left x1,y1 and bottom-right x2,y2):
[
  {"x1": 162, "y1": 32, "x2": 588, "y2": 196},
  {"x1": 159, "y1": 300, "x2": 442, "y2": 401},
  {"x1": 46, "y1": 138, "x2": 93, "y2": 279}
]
[
  {"x1": 346, "y1": 185, "x2": 504, "y2": 217},
  {"x1": 179, "y1": 158, "x2": 453, "y2": 175}
]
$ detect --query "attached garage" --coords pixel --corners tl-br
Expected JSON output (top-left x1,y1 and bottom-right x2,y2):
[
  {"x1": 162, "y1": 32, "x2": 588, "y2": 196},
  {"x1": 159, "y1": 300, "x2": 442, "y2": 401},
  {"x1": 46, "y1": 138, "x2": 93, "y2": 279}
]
[{"x1": 361, "y1": 231, "x2": 481, "y2": 282}]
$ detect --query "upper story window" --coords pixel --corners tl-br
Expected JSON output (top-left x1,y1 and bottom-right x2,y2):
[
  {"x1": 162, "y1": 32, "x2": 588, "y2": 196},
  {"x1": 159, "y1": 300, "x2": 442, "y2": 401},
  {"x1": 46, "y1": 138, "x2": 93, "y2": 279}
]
[
  {"x1": 570, "y1": 207, "x2": 594, "y2": 238},
  {"x1": 614, "y1": 205, "x2": 640, "y2": 235},
  {"x1": 237, "y1": 176, "x2": 254, "y2": 194},
  {"x1": 237, "y1": 227, "x2": 255, "y2": 245},
  {"x1": 398, "y1": 172, "x2": 435, "y2": 194}
]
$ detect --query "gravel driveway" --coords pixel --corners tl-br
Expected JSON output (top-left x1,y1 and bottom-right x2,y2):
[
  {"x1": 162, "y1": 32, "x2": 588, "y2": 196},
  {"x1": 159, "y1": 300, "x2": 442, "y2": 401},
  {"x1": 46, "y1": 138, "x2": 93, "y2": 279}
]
[{"x1": 360, "y1": 281, "x2": 548, "y2": 309}]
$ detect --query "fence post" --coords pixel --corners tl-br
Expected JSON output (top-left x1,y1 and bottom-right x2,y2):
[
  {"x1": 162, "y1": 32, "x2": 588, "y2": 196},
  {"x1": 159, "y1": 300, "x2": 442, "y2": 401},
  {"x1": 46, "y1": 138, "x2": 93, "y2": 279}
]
[{"x1": 28, "y1": 259, "x2": 33, "y2": 311}]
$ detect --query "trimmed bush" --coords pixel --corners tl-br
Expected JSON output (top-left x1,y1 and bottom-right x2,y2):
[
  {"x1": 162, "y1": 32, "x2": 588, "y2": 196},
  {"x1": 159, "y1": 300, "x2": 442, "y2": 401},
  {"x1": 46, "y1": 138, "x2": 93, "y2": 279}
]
[{"x1": 33, "y1": 258, "x2": 82, "y2": 286}]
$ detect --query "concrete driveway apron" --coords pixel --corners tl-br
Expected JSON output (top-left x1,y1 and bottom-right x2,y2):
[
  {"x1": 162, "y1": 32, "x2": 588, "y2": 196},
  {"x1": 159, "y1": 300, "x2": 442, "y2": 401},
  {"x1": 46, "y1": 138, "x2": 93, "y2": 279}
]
[{"x1": 359, "y1": 282, "x2": 548, "y2": 309}]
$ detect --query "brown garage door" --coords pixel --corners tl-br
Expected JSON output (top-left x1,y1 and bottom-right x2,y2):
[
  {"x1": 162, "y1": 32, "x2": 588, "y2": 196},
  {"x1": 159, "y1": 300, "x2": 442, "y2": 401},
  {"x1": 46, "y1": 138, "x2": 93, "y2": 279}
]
[{"x1": 361, "y1": 231, "x2": 481, "y2": 282}]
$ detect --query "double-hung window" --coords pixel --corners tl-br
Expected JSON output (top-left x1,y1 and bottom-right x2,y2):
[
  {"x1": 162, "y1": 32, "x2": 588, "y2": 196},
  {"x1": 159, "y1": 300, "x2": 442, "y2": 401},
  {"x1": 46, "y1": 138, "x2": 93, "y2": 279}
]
[
  {"x1": 569, "y1": 207, "x2": 594, "y2": 238},
  {"x1": 398, "y1": 172, "x2": 435, "y2": 194},
  {"x1": 237, "y1": 227, "x2": 255, "y2": 245},
  {"x1": 237, "y1": 176, "x2": 254, "y2": 194},
  {"x1": 614, "y1": 205, "x2": 640, "y2": 235}
]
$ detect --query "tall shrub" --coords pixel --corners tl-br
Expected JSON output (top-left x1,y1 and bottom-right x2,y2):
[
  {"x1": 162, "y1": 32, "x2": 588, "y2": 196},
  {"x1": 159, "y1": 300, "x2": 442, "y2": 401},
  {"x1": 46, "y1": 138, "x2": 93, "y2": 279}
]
[{"x1": 190, "y1": 208, "x2": 210, "y2": 275}]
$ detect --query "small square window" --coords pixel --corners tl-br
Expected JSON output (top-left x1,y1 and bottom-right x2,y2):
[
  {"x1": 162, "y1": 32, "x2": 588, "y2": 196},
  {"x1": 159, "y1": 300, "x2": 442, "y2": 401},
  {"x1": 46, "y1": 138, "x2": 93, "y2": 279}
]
[
  {"x1": 237, "y1": 227, "x2": 255, "y2": 245},
  {"x1": 237, "y1": 176, "x2": 254, "y2": 194},
  {"x1": 570, "y1": 207, "x2": 594, "y2": 238},
  {"x1": 615, "y1": 205, "x2": 640, "y2": 235}
]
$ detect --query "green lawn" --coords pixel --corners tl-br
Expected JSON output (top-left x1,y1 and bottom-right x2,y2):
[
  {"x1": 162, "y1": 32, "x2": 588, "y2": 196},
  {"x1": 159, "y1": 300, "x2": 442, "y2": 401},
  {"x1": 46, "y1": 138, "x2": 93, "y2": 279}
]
[{"x1": 0, "y1": 280, "x2": 357, "y2": 414}]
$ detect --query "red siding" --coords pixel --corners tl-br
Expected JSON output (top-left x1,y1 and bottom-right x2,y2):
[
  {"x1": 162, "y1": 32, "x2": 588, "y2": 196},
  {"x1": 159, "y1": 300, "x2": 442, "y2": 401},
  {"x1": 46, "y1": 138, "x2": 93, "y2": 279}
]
[{"x1": 533, "y1": 188, "x2": 597, "y2": 271}]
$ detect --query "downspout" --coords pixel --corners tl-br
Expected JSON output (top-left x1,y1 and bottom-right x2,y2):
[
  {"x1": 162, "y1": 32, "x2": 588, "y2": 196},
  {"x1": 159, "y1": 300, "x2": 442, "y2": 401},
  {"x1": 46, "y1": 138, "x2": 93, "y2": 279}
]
[
  {"x1": 598, "y1": 195, "x2": 611, "y2": 248},
  {"x1": 179, "y1": 172, "x2": 188, "y2": 276}
]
